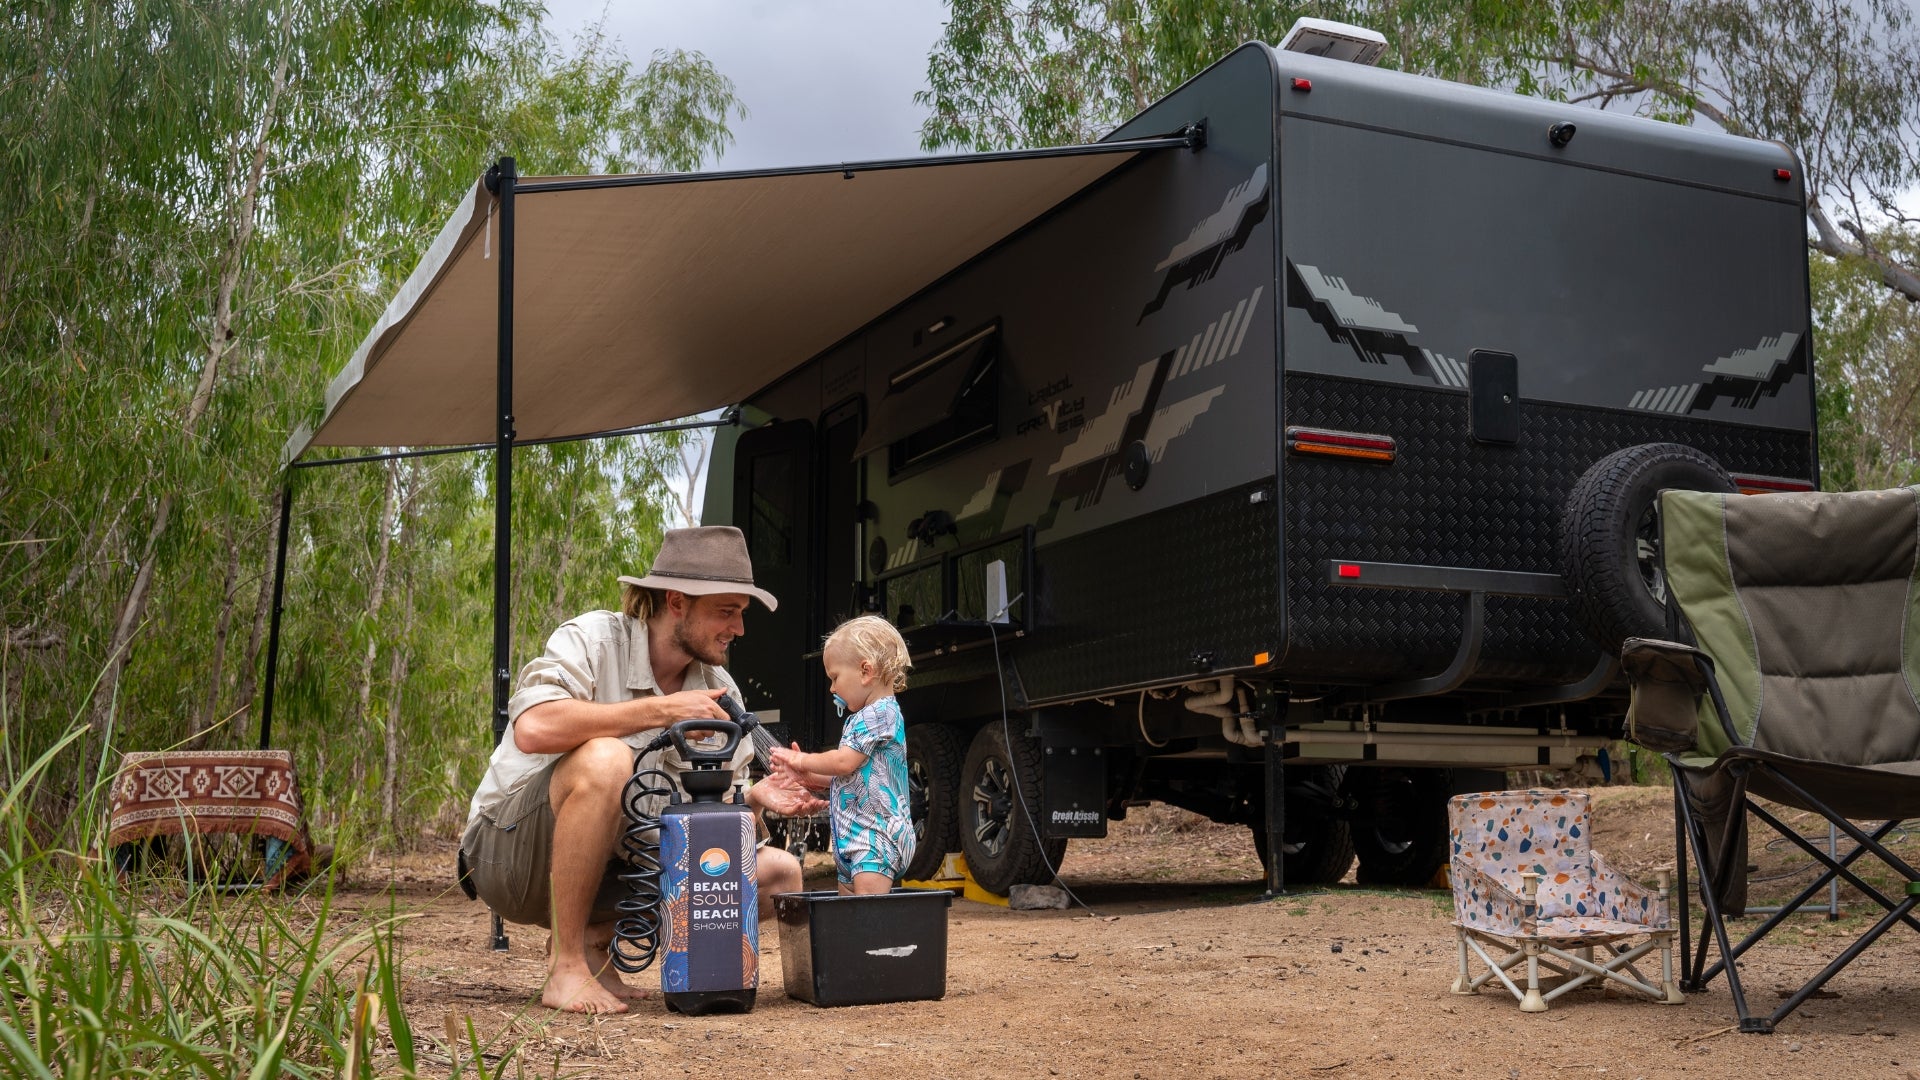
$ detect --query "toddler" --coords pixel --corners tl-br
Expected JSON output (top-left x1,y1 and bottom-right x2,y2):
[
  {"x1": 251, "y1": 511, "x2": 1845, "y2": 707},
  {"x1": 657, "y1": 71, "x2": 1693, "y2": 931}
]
[{"x1": 770, "y1": 615, "x2": 916, "y2": 894}]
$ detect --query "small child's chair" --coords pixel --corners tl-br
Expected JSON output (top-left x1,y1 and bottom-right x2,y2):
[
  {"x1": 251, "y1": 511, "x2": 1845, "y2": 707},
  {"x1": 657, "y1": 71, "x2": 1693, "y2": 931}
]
[{"x1": 1447, "y1": 789, "x2": 1682, "y2": 1012}]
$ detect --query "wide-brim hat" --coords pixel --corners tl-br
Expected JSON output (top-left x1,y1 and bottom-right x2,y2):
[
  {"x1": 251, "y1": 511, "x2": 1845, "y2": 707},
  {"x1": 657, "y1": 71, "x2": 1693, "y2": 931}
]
[{"x1": 618, "y1": 525, "x2": 778, "y2": 611}]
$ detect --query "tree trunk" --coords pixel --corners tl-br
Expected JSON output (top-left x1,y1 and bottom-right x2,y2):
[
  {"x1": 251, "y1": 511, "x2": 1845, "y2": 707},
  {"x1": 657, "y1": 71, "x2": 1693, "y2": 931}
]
[
  {"x1": 87, "y1": 492, "x2": 172, "y2": 756},
  {"x1": 676, "y1": 431, "x2": 712, "y2": 527},
  {"x1": 352, "y1": 456, "x2": 402, "y2": 796},
  {"x1": 551, "y1": 461, "x2": 578, "y2": 627},
  {"x1": 382, "y1": 644, "x2": 408, "y2": 826},
  {"x1": 192, "y1": 524, "x2": 243, "y2": 745}
]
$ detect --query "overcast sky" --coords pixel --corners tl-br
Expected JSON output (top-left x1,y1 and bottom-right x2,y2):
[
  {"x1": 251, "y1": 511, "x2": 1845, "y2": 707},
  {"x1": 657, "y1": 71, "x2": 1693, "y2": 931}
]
[{"x1": 545, "y1": 0, "x2": 949, "y2": 171}]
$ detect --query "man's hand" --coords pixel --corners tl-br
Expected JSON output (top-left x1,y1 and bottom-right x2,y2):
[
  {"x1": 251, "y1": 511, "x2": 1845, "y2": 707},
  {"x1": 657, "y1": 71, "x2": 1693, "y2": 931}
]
[
  {"x1": 750, "y1": 771, "x2": 826, "y2": 817},
  {"x1": 651, "y1": 688, "x2": 731, "y2": 727}
]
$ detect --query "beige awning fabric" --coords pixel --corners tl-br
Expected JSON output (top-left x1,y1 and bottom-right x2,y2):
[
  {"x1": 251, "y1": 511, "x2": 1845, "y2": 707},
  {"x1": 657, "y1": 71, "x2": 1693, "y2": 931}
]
[{"x1": 286, "y1": 142, "x2": 1177, "y2": 461}]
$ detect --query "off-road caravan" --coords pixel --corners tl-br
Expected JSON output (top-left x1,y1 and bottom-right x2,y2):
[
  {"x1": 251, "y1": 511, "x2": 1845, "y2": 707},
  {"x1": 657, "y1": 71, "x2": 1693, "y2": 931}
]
[{"x1": 706, "y1": 30, "x2": 1816, "y2": 894}]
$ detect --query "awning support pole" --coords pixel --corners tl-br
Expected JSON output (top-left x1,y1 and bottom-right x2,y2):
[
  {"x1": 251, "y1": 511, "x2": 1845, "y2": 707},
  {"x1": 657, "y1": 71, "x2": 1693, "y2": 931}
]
[
  {"x1": 258, "y1": 479, "x2": 295, "y2": 749},
  {"x1": 485, "y1": 154, "x2": 516, "y2": 954}
]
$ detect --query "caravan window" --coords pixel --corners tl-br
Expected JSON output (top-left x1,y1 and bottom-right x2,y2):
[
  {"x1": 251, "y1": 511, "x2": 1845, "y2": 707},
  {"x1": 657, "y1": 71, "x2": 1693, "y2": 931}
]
[{"x1": 852, "y1": 325, "x2": 1000, "y2": 477}]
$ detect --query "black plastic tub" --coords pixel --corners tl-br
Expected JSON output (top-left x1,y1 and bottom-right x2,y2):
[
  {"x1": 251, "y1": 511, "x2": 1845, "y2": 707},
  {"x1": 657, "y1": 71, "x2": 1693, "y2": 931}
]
[{"x1": 774, "y1": 888, "x2": 953, "y2": 1007}]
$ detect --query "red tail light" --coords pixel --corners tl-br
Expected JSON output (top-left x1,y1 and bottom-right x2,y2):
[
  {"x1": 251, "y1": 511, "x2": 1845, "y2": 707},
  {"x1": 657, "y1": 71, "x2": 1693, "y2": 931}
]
[
  {"x1": 1731, "y1": 474, "x2": 1815, "y2": 495},
  {"x1": 1285, "y1": 426, "x2": 1396, "y2": 463}
]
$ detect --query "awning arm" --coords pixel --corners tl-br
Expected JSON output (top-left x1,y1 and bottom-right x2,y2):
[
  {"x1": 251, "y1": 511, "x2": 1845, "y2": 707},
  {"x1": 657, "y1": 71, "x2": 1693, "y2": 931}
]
[{"x1": 287, "y1": 410, "x2": 740, "y2": 470}]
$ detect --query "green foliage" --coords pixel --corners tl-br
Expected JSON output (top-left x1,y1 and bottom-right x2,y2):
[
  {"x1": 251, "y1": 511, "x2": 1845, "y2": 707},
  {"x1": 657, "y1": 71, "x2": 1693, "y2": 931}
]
[
  {"x1": 916, "y1": 0, "x2": 1620, "y2": 152},
  {"x1": 1810, "y1": 235, "x2": 1920, "y2": 491},
  {"x1": 0, "y1": 697, "x2": 534, "y2": 1079},
  {"x1": 0, "y1": 1, "x2": 740, "y2": 840}
]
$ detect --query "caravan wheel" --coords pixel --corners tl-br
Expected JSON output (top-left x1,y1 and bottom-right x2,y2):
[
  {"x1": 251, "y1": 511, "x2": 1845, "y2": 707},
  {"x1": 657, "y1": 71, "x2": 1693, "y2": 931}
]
[
  {"x1": 959, "y1": 723, "x2": 1066, "y2": 895},
  {"x1": 900, "y1": 723, "x2": 962, "y2": 882},
  {"x1": 1559, "y1": 443, "x2": 1734, "y2": 653},
  {"x1": 1250, "y1": 765, "x2": 1357, "y2": 885},
  {"x1": 1347, "y1": 768, "x2": 1450, "y2": 887}
]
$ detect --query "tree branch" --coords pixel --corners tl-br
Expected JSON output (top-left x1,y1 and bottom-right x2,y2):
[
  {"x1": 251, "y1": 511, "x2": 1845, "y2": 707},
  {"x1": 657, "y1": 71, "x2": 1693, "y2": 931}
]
[{"x1": 1809, "y1": 201, "x2": 1920, "y2": 303}]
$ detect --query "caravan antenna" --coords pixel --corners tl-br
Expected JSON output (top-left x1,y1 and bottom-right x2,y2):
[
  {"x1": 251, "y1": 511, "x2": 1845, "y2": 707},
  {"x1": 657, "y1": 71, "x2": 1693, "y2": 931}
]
[{"x1": 1276, "y1": 17, "x2": 1387, "y2": 66}]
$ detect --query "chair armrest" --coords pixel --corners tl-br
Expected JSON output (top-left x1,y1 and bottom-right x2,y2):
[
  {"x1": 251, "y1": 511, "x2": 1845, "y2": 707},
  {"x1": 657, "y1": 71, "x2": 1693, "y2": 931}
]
[
  {"x1": 1587, "y1": 850, "x2": 1672, "y2": 929},
  {"x1": 1620, "y1": 637, "x2": 1712, "y2": 753},
  {"x1": 1450, "y1": 859, "x2": 1538, "y2": 934}
]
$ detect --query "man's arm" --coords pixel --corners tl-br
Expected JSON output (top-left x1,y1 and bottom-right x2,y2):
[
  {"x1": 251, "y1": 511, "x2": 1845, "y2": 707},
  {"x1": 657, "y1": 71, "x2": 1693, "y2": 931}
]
[{"x1": 512, "y1": 689, "x2": 730, "y2": 755}]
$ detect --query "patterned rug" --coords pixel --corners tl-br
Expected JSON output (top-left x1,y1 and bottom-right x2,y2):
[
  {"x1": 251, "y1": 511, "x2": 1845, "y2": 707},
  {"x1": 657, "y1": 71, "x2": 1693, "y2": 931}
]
[{"x1": 107, "y1": 749, "x2": 315, "y2": 888}]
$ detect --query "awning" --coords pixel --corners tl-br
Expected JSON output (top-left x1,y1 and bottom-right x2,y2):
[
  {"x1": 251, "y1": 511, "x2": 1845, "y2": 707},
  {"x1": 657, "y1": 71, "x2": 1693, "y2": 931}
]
[{"x1": 286, "y1": 135, "x2": 1197, "y2": 462}]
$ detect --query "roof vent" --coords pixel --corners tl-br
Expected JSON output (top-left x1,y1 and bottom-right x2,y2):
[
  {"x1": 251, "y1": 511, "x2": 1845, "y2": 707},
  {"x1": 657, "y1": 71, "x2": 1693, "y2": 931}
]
[{"x1": 1276, "y1": 17, "x2": 1387, "y2": 66}]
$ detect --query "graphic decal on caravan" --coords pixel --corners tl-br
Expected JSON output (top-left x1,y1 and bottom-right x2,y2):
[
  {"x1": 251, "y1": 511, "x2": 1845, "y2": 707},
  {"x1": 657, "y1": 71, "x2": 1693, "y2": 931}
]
[
  {"x1": 1168, "y1": 286, "x2": 1266, "y2": 381},
  {"x1": 1139, "y1": 164, "x2": 1271, "y2": 322},
  {"x1": 1286, "y1": 259, "x2": 1471, "y2": 389},
  {"x1": 1626, "y1": 331, "x2": 1805, "y2": 416},
  {"x1": 1144, "y1": 386, "x2": 1227, "y2": 463}
]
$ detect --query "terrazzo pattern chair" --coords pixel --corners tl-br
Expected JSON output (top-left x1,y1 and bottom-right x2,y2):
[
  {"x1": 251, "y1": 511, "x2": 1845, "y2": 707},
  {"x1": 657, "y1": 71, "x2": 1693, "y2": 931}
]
[{"x1": 1447, "y1": 789, "x2": 1683, "y2": 1012}]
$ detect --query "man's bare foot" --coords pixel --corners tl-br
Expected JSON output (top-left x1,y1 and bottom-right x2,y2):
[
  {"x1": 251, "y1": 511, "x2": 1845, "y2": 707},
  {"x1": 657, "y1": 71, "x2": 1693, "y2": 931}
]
[
  {"x1": 541, "y1": 962, "x2": 629, "y2": 1015},
  {"x1": 590, "y1": 950, "x2": 651, "y2": 1002}
]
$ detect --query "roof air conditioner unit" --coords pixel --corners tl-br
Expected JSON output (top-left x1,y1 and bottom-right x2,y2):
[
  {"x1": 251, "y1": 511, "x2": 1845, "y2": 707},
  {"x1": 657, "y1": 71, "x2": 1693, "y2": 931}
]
[{"x1": 1276, "y1": 17, "x2": 1387, "y2": 66}]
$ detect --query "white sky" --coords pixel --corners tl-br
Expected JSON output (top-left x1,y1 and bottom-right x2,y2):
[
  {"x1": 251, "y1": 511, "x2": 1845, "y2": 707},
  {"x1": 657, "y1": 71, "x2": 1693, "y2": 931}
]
[{"x1": 545, "y1": 0, "x2": 949, "y2": 170}]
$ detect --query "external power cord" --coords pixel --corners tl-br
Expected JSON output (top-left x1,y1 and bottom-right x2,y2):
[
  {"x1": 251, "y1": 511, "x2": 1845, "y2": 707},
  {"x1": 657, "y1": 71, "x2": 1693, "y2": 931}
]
[{"x1": 984, "y1": 601, "x2": 1101, "y2": 918}]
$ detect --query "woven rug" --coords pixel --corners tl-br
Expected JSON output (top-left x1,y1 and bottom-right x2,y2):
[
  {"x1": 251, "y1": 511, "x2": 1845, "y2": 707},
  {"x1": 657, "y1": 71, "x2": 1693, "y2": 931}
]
[{"x1": 107, "y1": 749, "x2": 314, "y2": 888}]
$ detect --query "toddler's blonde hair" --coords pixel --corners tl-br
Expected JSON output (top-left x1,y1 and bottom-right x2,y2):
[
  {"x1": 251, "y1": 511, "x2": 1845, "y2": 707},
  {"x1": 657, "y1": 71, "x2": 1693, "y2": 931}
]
[{"x1": 824, "y1": 615, "x2": 912, "y2": 692}]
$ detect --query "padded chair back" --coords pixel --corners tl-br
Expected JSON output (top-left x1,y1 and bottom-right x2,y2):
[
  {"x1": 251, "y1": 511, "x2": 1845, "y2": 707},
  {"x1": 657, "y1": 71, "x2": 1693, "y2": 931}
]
[
  {"x1": 1449, "y1": 790, "x2": 1595, "y2": 918},
  {"x1": 1661, "y1": 487, "x2": 1920, "y2": 766}
]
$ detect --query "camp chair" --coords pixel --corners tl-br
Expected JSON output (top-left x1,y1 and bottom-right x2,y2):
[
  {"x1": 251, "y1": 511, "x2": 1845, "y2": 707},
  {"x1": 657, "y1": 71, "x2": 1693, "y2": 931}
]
[
  {"x1": 1447, "y1": 789, "x2": 1682, "y2": 1012},
  {"x1": 1621, "y1": 486, "x2": 1920, "y2": 1034}
]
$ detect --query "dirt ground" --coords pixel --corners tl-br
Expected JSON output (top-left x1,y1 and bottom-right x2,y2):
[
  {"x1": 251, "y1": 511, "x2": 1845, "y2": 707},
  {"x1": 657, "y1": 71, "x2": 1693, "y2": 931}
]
[{"x1": 350, "y1": 788, "x2": 1920, "y2": 1079}]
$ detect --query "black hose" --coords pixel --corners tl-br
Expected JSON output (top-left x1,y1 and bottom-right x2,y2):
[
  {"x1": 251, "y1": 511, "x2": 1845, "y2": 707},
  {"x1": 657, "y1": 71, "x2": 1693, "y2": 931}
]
[{"x1": 609, "y1": 763, "x2": 676, "y2": 973}]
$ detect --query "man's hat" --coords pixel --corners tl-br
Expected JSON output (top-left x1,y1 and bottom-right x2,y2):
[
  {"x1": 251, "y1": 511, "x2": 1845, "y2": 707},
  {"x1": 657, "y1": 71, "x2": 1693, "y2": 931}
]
[{"x1": 618, "y1": 526, "x2": 778, "y2": 611}]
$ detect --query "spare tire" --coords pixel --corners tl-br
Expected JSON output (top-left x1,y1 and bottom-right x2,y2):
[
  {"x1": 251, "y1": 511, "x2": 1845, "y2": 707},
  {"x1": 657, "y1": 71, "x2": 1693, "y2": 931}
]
[{"x1": 1559, "y1": 443, "x2": 1734, "y2": 653}]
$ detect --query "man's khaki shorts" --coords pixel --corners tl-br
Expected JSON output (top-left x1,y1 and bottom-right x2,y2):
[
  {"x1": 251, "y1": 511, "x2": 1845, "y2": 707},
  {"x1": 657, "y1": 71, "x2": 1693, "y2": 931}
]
[{"x1": 460, "y1": 755, "x2": 634, "y2": 928}]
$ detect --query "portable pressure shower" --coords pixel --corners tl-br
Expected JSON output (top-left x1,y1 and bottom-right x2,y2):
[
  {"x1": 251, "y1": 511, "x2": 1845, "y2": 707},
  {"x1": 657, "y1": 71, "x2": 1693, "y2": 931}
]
[{"x1": 609, "y1": 695, "x2": 777, "y2": 1015}]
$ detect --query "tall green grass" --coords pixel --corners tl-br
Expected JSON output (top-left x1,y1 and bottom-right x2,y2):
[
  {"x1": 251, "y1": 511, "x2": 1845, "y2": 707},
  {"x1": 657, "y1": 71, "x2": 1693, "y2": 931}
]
[{"x1": 0, "y1": 672, "x2": 525, "y2": 1079}]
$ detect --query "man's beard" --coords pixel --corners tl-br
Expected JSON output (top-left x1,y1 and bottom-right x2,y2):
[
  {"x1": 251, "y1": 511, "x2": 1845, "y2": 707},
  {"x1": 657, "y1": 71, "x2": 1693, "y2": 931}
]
[{"x1": 672, "y1": 616, "x2": 727, "y2": 666}]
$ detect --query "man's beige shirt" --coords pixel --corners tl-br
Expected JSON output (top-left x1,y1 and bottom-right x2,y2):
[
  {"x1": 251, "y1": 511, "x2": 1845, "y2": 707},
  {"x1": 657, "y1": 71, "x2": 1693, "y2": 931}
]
[{"x1": 466, "y1": 609, "x2": 752, "y2": 827}]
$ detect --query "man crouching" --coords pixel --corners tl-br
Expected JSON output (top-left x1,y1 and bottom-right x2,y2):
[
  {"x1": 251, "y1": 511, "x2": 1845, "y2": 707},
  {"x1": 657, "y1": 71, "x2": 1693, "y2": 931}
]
[{"x1": 461, "y1": 526, "x2": 824, "y2": 1014}]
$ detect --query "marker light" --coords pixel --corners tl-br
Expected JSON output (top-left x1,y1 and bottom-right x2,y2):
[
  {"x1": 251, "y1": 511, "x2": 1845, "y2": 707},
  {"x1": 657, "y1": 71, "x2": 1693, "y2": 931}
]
[{"x1": 1292, "y1": 77, "x2": 1312, "y2": 91}]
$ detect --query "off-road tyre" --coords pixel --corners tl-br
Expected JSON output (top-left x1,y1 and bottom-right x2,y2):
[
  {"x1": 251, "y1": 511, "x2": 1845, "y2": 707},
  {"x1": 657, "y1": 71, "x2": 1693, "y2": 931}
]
[
  {"x1": 959, "y1": 722, "x2": 1067, "y2": 895},
  {"x1": 1559, "y1": 443, "x2": 1735, "y2": 654},
  {"x1": 900, "y1": 723, "x2": 963, "y2": 882},
  {"x1": 1347, "y1": 768, "x2": 1451, "y2": 887},
  {"x1": 1251, "y1": 765, "x2": 1357, "y2": 885}
]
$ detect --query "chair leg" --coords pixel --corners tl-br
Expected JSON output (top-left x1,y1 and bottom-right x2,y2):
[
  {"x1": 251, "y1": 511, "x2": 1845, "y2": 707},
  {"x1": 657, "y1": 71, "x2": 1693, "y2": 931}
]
[
  {"x1": 1521, "y1": 942, "x2": 1548, "y2": 1012},
  {"x1": 1660, "y1": 932, "x2": 1683, "y2": 1004},
  {"x1": 1452, "y1": 930, "x2": 1474, "y2": 994}
]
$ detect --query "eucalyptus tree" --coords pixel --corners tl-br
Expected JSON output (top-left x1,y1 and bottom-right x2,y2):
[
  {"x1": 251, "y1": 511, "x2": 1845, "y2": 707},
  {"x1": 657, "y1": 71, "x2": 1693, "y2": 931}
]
[{"x1": 0, "y1": 1, "x2": 744, "y2": 834}]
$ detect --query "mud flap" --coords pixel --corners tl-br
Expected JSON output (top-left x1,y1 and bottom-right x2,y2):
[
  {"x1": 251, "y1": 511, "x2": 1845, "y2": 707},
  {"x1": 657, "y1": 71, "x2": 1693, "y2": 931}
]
[{"x1": 1041, "y1": 744, "x2": 1107, "y2": 839}]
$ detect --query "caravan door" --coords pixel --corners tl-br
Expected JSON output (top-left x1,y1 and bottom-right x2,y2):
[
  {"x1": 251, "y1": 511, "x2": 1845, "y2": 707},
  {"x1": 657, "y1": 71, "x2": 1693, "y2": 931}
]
[{"x1": 727, "y1": 407, "x2": 864, "y2": 751}]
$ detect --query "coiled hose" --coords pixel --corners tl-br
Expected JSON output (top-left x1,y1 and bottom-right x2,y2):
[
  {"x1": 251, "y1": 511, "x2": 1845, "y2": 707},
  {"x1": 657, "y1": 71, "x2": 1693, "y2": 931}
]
[{"x1": 609, "y1": 763, "x2": 676, "y2": 973}]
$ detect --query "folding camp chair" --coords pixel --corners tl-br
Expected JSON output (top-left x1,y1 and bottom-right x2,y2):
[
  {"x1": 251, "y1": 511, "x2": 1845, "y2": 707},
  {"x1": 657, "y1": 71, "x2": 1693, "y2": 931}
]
[
  {"x1": 1621, "y1": 486, "x2": 1920, "y2": 1034},
  {"x1": 1447, "y1": 789, "x2": 1682, "y2": 1012}
]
